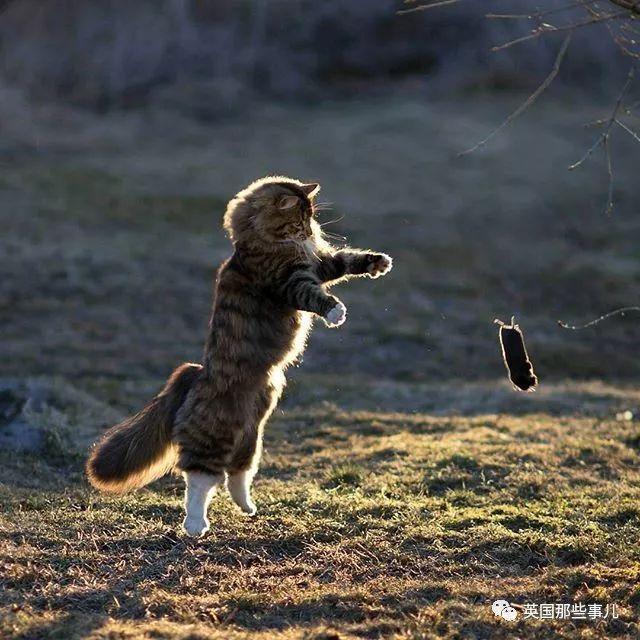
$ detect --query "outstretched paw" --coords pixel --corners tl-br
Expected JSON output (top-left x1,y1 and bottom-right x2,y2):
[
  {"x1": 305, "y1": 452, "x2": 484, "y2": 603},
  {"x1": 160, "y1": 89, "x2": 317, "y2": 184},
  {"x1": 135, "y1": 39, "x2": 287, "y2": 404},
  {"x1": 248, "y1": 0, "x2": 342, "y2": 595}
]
[
  {"x1": 325, "y1": 301, "x2": 347, "y2": 327},
  {"x1": 367, "y1": 253, "x2": 393, "y2": 278}
]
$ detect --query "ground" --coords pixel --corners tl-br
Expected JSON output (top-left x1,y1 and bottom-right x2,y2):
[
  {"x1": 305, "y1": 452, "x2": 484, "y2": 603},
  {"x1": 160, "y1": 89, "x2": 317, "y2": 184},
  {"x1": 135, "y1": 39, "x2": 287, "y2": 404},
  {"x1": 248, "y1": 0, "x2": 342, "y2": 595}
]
[{"x1": 1, "y1": 84, "x2": 639, "y2": 639}]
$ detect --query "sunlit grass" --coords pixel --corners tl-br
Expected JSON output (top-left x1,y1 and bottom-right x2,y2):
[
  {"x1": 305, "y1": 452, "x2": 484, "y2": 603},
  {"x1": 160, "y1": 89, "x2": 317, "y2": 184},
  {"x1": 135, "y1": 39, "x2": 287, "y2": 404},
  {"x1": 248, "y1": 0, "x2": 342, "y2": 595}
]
[
  {"x1": 1, "y1": 93, "x2": 640, "y2": 638},
  {"x1": 2, "y1": 402, "x2": 640, "y2": 639}
]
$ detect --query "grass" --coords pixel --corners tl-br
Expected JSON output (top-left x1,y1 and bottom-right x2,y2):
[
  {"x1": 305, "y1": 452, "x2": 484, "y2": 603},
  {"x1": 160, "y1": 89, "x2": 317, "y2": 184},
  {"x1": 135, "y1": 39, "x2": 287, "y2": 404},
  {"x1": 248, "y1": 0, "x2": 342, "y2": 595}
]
[
  {"x1": 1, "y1": 88, "x2": 640, "y2": 638},
  {"x1": 2, "y1": 404, "x2": 640, "y2": 639}
]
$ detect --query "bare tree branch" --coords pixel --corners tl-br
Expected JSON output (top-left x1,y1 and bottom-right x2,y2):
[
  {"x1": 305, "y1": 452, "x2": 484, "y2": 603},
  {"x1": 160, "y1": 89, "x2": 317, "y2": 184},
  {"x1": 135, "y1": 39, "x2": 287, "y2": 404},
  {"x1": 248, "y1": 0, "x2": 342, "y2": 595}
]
[
  {"x1": 459, "y1": 33, "x2": 572, "y2": 156},
  {"x1": 604, "y1": 20, "x2": 640, "y2": 58},
  {"x1": 615, "y1": 118, "x2": 640, "y2": 141},
  {"x1": 491, "y1": 11, "x2": 630, "y2": 52},
  {"x1": 568, "y1": 66, "x2": 634, "y2": 170},
  {"x1": 568, "y1": 66, "x2": 635, "y2": 214},
  {"x1": 603, "y1": 133, "x2": 614, "y2": 215},
  {"x1": 397, "y1": 0, "x2": 464, "y2": 15},
  {"x1": 402, "y1": 1, "x2": 639, "y2": 25},
  {"x1": 404, "y1": 0, "x2": 640, "y2": 213},
  {"x1": 486, "y1": 1, "x2": 600, "y2": 21},
  {"x1": 609, "y1": 0, "x2": 640, "y2": 17}
]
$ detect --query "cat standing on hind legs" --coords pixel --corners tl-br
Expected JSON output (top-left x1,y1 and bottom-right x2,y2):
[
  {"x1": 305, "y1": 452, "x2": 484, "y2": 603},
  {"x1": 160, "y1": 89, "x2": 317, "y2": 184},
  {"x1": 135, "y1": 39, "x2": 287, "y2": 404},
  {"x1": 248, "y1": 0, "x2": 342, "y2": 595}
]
[{"x1": 86, "y1": 176, "x2": 393, "y2": 537}]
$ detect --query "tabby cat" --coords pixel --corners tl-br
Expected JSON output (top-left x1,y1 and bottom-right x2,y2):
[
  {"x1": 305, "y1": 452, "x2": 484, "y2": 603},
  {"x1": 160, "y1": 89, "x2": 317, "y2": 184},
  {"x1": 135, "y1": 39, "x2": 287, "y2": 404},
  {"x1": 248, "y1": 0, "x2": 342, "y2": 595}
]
[{"x1": 87, "y1": 176, "x2": 393, "y2": 536}]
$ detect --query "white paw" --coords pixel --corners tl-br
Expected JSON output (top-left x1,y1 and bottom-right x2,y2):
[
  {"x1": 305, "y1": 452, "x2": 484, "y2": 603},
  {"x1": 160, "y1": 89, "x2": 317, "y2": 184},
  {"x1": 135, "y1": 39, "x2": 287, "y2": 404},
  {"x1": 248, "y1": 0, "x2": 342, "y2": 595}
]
[
  {"x1": 182, "y1": 515, "x2": 209, "y2": 538},
  {"x1": 237, "y1": 498, "x2": 257, "y2": 516},
  {"x1": 367, "y1": 253, "x2": 393, "y2": 278},
  {"x1": 325, "y1": 302, "x2": 346, "y2": 327},
  {"x1": 227, "y1": 474, "x2": 258, "y2": 515}
]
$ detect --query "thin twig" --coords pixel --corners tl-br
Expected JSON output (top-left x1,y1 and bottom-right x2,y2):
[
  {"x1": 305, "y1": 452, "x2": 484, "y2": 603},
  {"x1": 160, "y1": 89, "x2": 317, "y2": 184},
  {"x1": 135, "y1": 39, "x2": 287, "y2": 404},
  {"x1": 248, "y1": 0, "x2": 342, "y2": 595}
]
[
  {"x1": 615, "y1": 118, "x2": 640, "y2": 142},
  {"x1": 569, "y1": 66, "x2": 635, "y2": 170},
  {"x1": 603, "y1": 12, "x2": 640, "y2": 59},
  {"x1": 558, "y1": 306, "x2": 640, "y2": 329},
  {"x1": 492, "y1": 11, "x2": 628, "y2": 52},
  {"x1": 397, "y1": 0, "x2": 462, "y2": 15},
  {"x1": 584, "y1": 117, "x2": 610, "y2": 127},
  {"x1": 609, "y1": 0, "x2": 640, "y2": 17},
  {"x1": 459, "y1": 33, "x2": 572, "y2": 157},
  {"x1": 487, "y1": 0, "x2": 600, "y2": 21},
  {"x1": 603, "y1": 134, "x2": 614, "y2": 215},
  {"x1": 626, "y1": 98, "x2": 640, "y2": 112},
  {"x1": 568, "y1": 133, "x2": 606, "y2": 169},
  {"x1": 568, "y1": 66, "x2": 635, "y2": 214}
]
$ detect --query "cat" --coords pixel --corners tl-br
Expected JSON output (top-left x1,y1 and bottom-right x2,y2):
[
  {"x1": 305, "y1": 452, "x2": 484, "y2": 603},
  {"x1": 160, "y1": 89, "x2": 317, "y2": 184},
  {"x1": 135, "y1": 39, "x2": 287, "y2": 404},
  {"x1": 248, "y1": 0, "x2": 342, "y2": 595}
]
[{"x1": 87, "y1": 176, "x2": 393, "y2": 536}]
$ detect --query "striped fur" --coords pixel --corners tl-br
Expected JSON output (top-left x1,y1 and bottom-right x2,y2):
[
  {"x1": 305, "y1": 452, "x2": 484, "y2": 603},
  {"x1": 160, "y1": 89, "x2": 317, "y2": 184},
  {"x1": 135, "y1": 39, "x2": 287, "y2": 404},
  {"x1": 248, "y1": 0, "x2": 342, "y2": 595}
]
[{"x1": 87, "y1": 176, "x2": 392, "y2": 529}]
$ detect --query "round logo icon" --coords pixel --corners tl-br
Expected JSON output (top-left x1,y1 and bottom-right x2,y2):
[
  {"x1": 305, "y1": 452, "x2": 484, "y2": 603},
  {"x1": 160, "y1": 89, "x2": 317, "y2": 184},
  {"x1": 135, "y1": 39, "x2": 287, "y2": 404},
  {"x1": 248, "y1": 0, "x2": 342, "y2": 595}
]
[
  {"x1": 492, "y1": 600, "x2": 518, "y2": 621},
  {"x1": 502, "y1": 606, "x2": 517, "y2": 621}
]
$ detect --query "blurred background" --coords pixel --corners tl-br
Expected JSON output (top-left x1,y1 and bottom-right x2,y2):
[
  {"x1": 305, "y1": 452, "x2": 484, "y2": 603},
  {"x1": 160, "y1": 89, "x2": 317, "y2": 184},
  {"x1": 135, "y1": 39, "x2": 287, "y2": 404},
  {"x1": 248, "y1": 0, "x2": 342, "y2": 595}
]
[{"x1": 1, "y1": 0, "x2": 639, "y2": 413}]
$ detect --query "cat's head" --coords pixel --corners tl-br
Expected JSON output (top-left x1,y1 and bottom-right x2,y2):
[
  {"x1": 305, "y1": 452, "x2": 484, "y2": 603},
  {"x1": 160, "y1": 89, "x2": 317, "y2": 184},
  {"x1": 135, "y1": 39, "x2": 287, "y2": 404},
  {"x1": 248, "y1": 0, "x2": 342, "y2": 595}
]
[{"x1": 224, "y1": 176, "x2": 322, "y2": 246}]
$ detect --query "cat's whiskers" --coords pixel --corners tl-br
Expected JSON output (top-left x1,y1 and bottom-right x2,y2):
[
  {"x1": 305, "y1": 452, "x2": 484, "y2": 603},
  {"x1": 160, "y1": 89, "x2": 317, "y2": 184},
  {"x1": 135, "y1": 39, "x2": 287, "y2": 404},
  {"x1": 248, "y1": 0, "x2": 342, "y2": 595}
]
[
  {"x1": 320, "y1": 215, "x2": 344, "y2": 227},
  {"x1": 322, "y1": 230, "x2": 347, "y2": 243},
  {"x1": 300, "y1": 239, "x2": 319, "y2": 261}
]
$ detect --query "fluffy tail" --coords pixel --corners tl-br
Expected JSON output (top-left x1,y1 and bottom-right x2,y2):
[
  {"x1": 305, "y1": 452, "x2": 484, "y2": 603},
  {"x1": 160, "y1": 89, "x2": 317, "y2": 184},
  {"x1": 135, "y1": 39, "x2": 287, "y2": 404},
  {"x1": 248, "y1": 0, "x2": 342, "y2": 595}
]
[{"x1": 87, "y1": 362, "x2": 202, "y2": 494}]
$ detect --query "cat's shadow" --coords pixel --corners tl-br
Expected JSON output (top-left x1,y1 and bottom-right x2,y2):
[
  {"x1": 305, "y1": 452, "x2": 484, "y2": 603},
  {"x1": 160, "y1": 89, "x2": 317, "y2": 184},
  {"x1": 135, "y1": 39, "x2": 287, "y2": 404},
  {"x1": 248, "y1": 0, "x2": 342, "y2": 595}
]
[{"x1": 13, "y1": 526, "x2": 426, "y2": 635}]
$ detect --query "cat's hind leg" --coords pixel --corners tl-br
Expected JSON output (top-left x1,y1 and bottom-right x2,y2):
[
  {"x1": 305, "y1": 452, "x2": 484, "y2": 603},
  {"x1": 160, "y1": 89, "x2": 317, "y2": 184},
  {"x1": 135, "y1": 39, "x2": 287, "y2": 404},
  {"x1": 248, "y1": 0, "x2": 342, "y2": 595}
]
[
  {"x1": 227, "y1": 469, "x2": 258, "y2": 516},
  {"x1": 227, "y1": 423, "x2": 262, "y2": 516},
  {"x1": 227, "y1": 381, "x2": 280, "y2": 516},
  {"x1": 182, "y1": 470, "x2": 224, "y2": 537},
  {"x1": 176, "y1": 384, "x2": 246, "y2": 535}
]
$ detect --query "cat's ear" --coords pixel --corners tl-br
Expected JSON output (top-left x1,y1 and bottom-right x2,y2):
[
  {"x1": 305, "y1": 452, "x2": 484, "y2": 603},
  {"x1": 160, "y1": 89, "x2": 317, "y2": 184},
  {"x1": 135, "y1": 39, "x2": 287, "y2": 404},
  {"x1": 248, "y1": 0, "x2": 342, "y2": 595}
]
[
  {"x1": 278, "y1": 195, "x2": 300, "y2": 210},
  {"x1": 300, "y1": 183, "x2": 321, "y2": 197}
]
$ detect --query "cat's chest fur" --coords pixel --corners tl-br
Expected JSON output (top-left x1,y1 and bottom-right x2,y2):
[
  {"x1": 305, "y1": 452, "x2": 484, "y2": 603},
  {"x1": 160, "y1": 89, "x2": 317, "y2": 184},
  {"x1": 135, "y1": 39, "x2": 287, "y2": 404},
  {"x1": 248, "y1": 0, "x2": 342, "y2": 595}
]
[
  {"x1": 302, "y1": 238, "x2": 317, "y2": 257},
  {"x1": 210, "y1": 262, "x2": 314, "y2": 374}
]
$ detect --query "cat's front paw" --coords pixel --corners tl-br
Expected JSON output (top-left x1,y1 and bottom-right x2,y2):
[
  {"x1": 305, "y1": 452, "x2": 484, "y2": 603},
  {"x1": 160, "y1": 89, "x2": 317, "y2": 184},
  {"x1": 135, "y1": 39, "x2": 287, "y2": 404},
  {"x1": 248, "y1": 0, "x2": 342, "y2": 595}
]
[
  {"x1": 324, "y1": 301, "x2": 347, "y2": 327},
  {"x1": 367, "y1": 253, "x2": 393, "y2": 279}
]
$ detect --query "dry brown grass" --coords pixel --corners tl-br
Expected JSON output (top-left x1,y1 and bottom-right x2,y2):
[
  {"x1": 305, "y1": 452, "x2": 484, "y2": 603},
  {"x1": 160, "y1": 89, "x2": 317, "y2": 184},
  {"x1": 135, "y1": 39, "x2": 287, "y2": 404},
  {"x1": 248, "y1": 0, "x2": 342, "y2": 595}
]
[
  {"x1": 2, "y1": 399, "x2": 640, "y2": 639},
  {"x1": 1, "y1": 87, "x2": 640, "y2": 638}
]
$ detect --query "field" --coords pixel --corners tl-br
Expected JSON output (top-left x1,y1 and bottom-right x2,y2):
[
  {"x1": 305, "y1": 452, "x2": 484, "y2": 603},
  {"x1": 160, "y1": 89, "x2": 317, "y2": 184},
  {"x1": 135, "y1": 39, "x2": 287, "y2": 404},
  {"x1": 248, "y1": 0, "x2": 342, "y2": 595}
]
[{"x1": 1, "y1": 84, "x2": 640, "y2": 638}]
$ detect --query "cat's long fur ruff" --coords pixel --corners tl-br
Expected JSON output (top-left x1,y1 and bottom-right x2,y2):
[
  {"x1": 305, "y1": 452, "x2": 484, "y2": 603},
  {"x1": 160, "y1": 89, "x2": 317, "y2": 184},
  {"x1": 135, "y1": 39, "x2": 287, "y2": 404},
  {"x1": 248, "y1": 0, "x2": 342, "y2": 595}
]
[{"x1": 87, "y1": 176, "x2": 392, "y2": 533}]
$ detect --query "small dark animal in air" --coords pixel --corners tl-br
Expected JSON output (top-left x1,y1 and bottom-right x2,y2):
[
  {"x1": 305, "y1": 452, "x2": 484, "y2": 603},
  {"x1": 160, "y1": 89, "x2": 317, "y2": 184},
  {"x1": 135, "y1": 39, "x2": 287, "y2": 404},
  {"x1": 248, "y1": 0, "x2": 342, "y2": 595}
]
[
  {"x1": 495, "y1": 317, "x2": 538, "y2": 392},
  {"x1": 86, "y1": 176, "x2": 393, "y2": 537}
]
